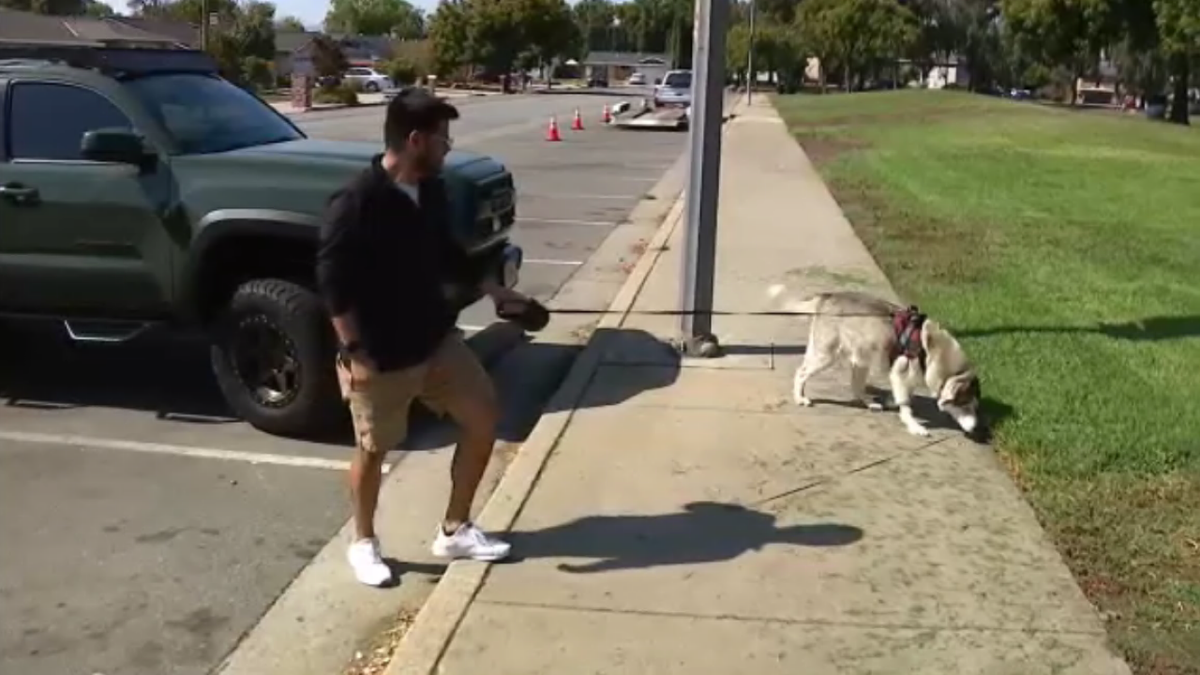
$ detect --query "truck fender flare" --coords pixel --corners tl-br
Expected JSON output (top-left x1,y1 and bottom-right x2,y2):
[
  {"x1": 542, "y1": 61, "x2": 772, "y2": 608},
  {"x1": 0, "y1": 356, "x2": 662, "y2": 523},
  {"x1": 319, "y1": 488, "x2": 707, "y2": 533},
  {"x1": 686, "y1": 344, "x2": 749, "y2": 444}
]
[{"x1": 181, "y1": 209, "x2": 321, "y2": 321}]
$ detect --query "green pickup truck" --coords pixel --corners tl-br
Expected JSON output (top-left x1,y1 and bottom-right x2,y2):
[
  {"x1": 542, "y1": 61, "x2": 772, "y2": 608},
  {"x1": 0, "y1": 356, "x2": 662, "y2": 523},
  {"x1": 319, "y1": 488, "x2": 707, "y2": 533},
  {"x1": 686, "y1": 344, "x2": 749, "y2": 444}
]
[{"x1": 0, "y1": 47, "x2": 522, "y2": 437}]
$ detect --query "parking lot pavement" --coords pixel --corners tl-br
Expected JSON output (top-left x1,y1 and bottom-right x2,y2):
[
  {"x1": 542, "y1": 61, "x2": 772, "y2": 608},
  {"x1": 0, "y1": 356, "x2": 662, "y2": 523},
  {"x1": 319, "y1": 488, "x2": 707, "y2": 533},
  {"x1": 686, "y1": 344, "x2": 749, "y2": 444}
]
[
  {"x1": 0, "y1": 91, "x2": 686, "y2": 675},
  {"x1": 0, "y1": 440, "x2": 347, "y2": 675}
]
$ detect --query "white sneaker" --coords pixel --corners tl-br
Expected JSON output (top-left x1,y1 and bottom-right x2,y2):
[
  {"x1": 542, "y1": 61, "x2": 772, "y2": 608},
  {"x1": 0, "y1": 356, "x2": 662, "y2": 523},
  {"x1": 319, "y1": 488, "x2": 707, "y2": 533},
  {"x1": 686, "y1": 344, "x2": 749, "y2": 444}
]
[
  {"x1": 431, "y1": 522, "x2": 511, "y2": 562},
  {"x1": 347, "y1": 537, "x2": 393, "y2": 587}
]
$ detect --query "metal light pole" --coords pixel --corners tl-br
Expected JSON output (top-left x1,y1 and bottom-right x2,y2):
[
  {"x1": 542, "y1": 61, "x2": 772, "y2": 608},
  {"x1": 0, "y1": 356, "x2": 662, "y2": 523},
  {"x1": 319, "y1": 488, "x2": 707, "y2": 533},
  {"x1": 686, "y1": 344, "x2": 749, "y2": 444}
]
[
  {"x1": 677, "y1": 0, "x2": 729, "y2": 357},
  {"x1": 746, "y1": 0, "x2": 756, "y2": 104}
]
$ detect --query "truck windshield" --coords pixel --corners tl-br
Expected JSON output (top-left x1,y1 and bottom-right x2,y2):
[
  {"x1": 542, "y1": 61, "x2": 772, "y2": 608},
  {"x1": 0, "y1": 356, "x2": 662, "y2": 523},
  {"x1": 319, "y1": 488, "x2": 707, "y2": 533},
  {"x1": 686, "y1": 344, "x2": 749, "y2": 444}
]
[
  {"x1": 663, "y1": 72, "x2": 692, "y2": 89},
  {"x1": 125, "y1": 73, "x2": 303, "y2": 155}
]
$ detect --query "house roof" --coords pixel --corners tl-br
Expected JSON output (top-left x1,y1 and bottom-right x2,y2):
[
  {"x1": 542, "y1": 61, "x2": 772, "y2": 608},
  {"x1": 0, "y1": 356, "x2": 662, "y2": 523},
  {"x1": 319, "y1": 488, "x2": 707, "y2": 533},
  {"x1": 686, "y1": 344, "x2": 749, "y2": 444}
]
[
  {"x1": 583, "y1": 51, "x2": 671, "y2": 67},
  {"x1": 0, "y1": 8, "x2": 186, "y2": 47},
  {"x1": 276, "y1": 30, "x2": 320, "y2": 53},
  {"x1": 65, "y1": 17, "x2": 182, "y2": 45},
  {"x1": 107, "y1": 16, "x2": 200, "y2": 47}
]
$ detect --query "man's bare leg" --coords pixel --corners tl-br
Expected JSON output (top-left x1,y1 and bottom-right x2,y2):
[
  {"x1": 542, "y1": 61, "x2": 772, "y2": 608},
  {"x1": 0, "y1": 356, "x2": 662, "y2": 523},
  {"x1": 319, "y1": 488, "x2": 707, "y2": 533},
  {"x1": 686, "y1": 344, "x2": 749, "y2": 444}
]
[
  {"x1": 442, "y1": 400, "x2": 498, "y2": 531},
  {"x1": 350, "y1": 448, "x2": 387, "y2": 539}
]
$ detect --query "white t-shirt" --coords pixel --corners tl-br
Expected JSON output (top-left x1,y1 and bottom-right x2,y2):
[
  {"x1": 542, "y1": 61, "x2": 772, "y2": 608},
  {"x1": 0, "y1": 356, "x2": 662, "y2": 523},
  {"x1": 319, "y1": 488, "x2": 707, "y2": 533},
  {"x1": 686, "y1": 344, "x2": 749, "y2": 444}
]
[{"x1": 395, "y1": 180, "x2": 420, "y2": 206}]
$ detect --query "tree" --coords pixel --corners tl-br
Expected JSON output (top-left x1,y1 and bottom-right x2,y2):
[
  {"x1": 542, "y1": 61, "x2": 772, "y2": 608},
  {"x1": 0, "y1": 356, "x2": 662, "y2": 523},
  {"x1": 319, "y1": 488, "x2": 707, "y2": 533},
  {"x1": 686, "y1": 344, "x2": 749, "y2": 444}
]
[
  {"x1": 1001, "y1": 0, "x2": 1117, "y2": 103},
  {"x1": 428, "y1": 0, "x2": 470, "y2": 76},
  {"x1": 799, "y1": 0, "x2": 917, "y2": 91},
  {"x1": 1154, "y1": 0, "x2": 1199, "y2": 124},
  {"x1": 574, "y1": 0, "x2": 617, "y2": 53},
  {"x1": 324, "y1": 0, "x2": 424, "y2": 38},
  {"x1": 85, "y1": 0, "x2": 116, "y2": 16},
  {"x1": 276, "y1": 15, "x2": 307, "y2": 31},
  {"x1": 311, "y1": 33, "x2": 350, "y2": 79},
  {"x1": 427, "y1": 0, "x2": 579, "y2": 78},
  {"x1": 515, "y1": 0, "x2": 581, "y2": 67}
]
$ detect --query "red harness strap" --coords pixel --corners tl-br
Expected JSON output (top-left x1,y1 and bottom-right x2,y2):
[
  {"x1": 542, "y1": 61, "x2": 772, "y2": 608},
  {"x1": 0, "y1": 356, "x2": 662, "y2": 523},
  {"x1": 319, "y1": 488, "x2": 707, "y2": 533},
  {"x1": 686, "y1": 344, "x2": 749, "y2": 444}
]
[{"x1": 890, "y1": 306, "x2": 927, "y2": 369}]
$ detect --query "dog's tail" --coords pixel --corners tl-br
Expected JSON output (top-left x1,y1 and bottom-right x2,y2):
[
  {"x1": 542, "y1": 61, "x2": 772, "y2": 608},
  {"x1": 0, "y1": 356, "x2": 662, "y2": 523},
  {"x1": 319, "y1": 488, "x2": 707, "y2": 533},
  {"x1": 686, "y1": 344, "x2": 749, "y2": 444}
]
[{"x1": 766, "y1": 284, "x2": 822, "y2": 315}]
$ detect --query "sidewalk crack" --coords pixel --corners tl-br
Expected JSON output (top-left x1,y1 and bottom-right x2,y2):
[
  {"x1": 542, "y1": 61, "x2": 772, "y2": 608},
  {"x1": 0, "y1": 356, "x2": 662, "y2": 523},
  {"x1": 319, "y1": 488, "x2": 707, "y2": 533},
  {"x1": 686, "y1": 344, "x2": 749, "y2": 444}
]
[
  {"x1": 475, "y1": 598, "x2": 1107, "y2": 637},
  {"x1": 750, "y1": 436, "x2": 954, "y2": 508}
]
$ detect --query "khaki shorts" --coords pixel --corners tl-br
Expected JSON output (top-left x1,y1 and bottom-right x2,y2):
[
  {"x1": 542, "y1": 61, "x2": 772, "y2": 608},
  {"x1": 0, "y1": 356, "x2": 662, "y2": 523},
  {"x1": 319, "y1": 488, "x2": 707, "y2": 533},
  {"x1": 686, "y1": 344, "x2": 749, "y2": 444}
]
[{"x1": 338, "y1": 333, "x2": 495, "y2": 454}]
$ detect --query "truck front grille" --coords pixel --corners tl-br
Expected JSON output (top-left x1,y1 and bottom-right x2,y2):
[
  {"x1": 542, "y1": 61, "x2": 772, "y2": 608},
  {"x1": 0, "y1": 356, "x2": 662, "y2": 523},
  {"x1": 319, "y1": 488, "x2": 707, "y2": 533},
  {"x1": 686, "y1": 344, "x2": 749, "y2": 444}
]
[{"x1": 475, "y1": 183, "x2": 516, "y2": 240}]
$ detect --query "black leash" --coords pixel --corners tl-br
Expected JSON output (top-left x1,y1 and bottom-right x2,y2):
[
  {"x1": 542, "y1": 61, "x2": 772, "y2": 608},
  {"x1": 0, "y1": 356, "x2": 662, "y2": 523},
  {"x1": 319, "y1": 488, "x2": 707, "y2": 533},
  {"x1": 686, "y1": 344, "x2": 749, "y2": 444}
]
[{"x1": 544, "y1": 308, "x2": 893, "y2": 317}]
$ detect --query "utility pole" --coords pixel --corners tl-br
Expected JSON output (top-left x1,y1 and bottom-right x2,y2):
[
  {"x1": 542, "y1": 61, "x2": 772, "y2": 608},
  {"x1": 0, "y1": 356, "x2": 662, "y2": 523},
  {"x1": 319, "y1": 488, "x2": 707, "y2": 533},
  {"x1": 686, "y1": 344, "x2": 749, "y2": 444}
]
[
  {"x1": 677, "y1": 0, "x2": 728, "y2": 357},
  {"x1": 200, "y1": 0, "x2": 208, "y2": 50},
  {"x1": 746, "y1": 0, "x2": 756, "y2": 104}
]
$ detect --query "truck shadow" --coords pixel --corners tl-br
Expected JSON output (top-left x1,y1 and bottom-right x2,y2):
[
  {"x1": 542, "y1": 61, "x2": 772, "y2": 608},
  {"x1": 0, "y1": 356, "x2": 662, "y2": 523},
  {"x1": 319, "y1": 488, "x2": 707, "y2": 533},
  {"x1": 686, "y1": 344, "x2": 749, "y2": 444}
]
[
  {"x1": 0, "y1": 321, "x2": 235, "y2": 422},
  {"x1": 0, "y1": 322, "x2": 682, "y2": 450}
]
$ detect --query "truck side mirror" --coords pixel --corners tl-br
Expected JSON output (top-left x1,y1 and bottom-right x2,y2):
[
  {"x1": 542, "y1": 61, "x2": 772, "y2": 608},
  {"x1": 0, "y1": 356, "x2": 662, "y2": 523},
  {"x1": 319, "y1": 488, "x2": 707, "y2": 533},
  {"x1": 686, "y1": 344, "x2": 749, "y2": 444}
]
[{"x1": 81, "y1": 128, "x2": 155, "y2": 170}]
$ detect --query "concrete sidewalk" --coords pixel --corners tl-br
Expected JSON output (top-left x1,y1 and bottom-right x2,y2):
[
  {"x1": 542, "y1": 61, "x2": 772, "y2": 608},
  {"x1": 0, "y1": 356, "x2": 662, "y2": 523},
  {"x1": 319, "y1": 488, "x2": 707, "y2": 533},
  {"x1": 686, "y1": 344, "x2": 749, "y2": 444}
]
[{"x1": 387, "y1": 98, "x2": 1132, "y2": 674}]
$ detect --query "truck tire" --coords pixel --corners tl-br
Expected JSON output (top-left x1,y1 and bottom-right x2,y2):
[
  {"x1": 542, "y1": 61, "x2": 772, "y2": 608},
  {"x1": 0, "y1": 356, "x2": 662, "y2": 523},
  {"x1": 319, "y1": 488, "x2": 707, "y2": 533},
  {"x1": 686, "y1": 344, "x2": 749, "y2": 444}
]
[{"x1": 210, "y1": 278, "x2": 346, "y2": 437}]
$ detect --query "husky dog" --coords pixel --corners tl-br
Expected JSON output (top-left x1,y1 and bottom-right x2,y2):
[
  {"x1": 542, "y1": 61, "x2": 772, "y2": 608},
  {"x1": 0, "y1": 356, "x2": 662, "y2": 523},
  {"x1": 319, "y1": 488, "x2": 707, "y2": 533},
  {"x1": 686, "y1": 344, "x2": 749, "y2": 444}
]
[{"x1": 768, "y1": 286, "x2": 984, "y2": 439}]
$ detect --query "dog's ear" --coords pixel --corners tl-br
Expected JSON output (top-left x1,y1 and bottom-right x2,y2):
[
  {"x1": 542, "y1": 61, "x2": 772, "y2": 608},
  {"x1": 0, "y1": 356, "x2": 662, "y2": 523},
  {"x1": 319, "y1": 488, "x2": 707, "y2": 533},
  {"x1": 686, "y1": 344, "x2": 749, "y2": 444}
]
[
  {"x1": 921, "y1": 318, "x2": 944, "y2": 351},
  {"x1": 939, "y1": 373, "x2": 979, "y2": 407}
]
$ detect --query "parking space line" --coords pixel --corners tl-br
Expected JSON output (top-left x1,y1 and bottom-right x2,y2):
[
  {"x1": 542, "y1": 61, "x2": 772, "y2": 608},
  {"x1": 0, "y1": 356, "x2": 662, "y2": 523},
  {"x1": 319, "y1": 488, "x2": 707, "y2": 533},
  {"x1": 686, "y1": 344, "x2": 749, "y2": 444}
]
[
  {"x1": 520, "y1": 193, "x2": 634, "y2": 200},
  {"x1": 0, "y1": 429, "x2": 396, "y2": 473},
  {"x1": 518, "y1": 217, "x2": 616, "y2": 227},
  {"x1": 525, "y1": 258, "x2": 584, "y2": 266}
]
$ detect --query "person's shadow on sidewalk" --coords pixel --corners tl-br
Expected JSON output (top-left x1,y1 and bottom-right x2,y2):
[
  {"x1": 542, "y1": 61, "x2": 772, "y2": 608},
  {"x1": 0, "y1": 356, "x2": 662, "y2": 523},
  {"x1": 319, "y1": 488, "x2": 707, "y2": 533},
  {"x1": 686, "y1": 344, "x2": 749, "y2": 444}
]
[{"x1": 505, "y1": 501, "x2": 863, "y2": 574}]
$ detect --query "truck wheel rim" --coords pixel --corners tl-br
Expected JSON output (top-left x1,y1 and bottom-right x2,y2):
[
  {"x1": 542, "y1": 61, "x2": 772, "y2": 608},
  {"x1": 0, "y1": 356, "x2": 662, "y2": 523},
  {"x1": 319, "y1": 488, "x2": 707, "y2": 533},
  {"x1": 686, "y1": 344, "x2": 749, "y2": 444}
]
[{"x1": 231, "y1": 315, "x2": 301, "y2": 408}]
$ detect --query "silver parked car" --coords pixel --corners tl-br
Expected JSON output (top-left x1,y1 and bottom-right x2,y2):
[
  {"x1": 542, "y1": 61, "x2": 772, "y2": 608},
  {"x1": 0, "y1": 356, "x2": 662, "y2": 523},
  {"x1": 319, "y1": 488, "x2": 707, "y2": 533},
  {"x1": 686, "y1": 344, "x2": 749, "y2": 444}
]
[
  {"x1": 654, "y1": 69, "x2": 692, "y2": 108},
  {"x1": 341, "y1": 66, "x2": 392, "y2": 92}
]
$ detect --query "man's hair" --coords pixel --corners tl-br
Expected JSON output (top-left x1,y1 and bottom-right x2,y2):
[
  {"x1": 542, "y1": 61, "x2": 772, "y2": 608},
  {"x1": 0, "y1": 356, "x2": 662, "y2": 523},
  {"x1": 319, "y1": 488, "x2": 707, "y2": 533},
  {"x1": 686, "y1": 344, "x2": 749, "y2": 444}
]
[{"x1": 383, "y1": 88, "x2": 460, "y2": 151}]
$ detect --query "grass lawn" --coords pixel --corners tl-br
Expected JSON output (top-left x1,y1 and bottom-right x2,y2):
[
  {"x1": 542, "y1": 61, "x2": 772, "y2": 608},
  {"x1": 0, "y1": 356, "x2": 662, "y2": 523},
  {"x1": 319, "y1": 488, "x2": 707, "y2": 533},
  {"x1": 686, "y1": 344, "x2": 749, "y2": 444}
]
[{"x1": 775, "y1": 90, "x2": 1200, "y2": 675}]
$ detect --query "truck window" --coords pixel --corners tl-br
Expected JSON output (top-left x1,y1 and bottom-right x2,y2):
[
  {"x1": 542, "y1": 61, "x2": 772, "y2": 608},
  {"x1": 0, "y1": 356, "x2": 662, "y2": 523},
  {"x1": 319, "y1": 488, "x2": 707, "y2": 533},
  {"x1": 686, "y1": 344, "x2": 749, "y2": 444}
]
[
  {"x1": 7, "y1": 82, "x2": 133, "y2": 161},
  {"x1": 125, "y1": 73, "x2": 303, "y2": 155}
]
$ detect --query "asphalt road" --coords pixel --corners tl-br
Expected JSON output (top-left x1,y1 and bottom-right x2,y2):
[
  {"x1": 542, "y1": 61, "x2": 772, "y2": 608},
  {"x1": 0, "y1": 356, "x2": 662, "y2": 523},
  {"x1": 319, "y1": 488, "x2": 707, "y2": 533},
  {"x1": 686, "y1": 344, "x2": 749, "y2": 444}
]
[{"x1": 0, "y1": 91, "x2": 686, "y2": 675}]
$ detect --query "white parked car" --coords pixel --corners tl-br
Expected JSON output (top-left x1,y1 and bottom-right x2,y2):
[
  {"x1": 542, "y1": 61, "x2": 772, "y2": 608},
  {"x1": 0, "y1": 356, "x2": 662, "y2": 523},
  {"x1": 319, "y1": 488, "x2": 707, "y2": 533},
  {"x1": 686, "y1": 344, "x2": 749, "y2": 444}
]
[
  {"x1": 627, "y1": 72, "x2": 647, "y2": 86},
  {"x1": 342, "y1": 66, "x2": 392, "y2": 92}
]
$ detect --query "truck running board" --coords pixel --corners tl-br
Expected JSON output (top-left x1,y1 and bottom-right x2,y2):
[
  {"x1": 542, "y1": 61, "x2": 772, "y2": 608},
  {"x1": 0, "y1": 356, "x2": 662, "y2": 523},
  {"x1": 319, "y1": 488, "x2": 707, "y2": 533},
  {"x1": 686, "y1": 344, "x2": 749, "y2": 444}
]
[{"x1": 62, "y1": 320, "x2": 154, "y2": 344}]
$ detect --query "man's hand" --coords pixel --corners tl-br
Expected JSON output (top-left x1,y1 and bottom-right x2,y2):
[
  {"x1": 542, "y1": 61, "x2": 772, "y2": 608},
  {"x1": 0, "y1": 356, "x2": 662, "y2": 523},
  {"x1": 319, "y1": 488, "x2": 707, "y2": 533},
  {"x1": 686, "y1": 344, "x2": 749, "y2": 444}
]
[{"x1": 481, "y1": 278, "x2": 526, "y2": 306}]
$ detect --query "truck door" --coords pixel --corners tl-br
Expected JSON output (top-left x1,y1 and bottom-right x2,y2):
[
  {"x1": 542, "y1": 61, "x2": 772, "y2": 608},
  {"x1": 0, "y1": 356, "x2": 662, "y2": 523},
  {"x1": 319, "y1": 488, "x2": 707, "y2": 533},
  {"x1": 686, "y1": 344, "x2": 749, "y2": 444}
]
[{"x1": 0, "y1": 80, "x2": 174, "y2": 318}]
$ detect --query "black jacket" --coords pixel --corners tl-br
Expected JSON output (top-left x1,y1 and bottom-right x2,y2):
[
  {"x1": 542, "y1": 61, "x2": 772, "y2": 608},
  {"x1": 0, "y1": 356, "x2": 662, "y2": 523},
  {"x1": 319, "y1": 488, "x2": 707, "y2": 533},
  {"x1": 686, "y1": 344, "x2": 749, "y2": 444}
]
[{"x1": 316, "y1": 155, "x2": 482, "y2": 371}]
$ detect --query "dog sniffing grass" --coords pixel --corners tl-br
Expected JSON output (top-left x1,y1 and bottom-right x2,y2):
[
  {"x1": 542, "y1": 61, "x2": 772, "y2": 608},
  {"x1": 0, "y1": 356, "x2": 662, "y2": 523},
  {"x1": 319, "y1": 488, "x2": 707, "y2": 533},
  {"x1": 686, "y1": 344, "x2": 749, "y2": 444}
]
[{"x1": 776, "y1": 89, "x2": 1200, "y2": 675}]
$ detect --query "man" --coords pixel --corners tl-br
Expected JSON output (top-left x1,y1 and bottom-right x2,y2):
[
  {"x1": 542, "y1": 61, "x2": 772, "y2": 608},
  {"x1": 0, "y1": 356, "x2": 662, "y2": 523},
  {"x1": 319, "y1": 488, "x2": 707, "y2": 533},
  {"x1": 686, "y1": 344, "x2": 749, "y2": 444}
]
[{"x1": 317, "y1": 88, "x2": 530, "y2": 587}]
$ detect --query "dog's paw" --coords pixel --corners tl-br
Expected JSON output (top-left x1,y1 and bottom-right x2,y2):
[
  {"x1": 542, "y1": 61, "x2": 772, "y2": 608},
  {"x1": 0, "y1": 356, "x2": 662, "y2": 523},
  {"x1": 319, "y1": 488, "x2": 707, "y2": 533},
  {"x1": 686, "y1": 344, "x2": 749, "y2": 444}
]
[
  {"x1": 905, "y1": 424, "x2": 931, "y2": 437},
  {"x1": 794, "y1": 396, "x2": 814, "y2": 408}
]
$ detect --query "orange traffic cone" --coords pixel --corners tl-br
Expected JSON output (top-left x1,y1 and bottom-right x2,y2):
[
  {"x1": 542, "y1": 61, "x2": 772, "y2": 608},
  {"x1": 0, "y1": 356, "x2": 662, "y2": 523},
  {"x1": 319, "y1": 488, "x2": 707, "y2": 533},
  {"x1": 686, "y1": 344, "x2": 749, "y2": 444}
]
[
  {"x1": 546, "y1": 115, "x2": 562, "y2": 142},
  {"x1": 571, "y1": 108, "x2": 584, "y2": 131},
  {"x1": 602, "y1": 104, "x2": 612, "y2": 124}
]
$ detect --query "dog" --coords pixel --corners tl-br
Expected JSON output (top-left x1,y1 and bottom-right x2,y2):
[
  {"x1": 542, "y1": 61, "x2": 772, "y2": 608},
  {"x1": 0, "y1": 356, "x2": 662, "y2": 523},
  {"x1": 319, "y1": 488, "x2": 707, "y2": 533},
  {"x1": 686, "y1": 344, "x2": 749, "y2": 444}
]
[{"x1": 767, "y1": 286, "x2": 985, "y2": 440}]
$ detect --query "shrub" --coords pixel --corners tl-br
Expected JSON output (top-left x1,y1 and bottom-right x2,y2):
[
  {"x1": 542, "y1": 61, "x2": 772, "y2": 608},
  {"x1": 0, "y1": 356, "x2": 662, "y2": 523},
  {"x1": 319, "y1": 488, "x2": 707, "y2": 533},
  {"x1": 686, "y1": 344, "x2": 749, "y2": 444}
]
[
  {"x1": 385, "y1": 58, "x2": 419, "y2": 86},
  {"x1": 314, "y1": 84, "x2": 359, "y2": 106},
  {"x1": 241, "y1": 56, "x2": 274, "y2": 93}
]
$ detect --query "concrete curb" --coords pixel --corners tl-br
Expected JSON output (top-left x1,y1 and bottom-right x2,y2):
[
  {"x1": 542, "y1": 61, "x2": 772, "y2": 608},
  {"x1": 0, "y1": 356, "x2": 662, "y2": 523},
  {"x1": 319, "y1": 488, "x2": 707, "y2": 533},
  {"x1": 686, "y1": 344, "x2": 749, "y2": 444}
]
[
  {"x1": 384, "y1": 96, "x2": 746, "y2": 675},
  {"x1": 383, "y1": 189, "x2": 687, "y2": 675}
]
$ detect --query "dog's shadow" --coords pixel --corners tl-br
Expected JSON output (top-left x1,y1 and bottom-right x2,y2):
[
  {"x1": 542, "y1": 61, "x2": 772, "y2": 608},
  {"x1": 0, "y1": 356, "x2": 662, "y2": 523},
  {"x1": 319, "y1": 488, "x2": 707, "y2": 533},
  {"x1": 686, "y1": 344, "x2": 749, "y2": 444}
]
[{"x1": 799, "y1": 385, "x2": 1007, "y2": 445}]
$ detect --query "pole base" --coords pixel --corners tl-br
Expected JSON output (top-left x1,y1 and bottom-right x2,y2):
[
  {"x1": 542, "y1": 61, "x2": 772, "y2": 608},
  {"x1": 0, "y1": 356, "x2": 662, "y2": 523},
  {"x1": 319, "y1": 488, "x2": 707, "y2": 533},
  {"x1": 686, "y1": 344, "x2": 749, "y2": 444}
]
[{"x1": 674, "y1": 333, "x2": 722, "y2": 359}]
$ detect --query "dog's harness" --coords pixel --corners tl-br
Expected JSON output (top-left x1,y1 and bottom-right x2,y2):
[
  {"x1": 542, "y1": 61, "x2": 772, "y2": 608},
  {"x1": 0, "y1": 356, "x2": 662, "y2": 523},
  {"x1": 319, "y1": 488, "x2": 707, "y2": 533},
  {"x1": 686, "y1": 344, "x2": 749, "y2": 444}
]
[{"x1": 890, "y1": 306, "x2": 927, "y2": 370}]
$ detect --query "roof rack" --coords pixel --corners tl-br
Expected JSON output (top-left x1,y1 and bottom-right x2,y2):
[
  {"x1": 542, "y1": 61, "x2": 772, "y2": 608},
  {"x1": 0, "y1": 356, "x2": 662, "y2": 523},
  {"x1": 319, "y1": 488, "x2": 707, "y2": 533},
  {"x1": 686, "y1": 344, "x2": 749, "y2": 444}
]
[{"x1": 0, "y1": 45, "x2": 217, "y2": 77}]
